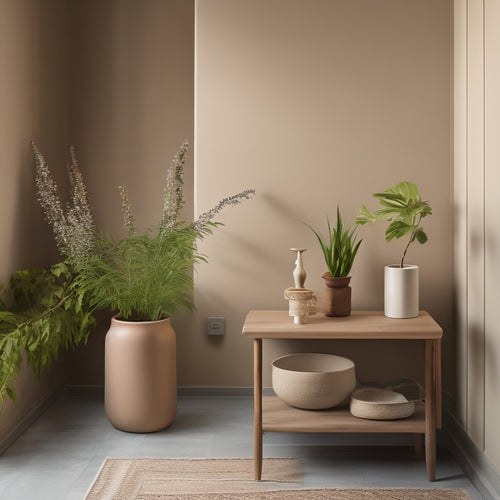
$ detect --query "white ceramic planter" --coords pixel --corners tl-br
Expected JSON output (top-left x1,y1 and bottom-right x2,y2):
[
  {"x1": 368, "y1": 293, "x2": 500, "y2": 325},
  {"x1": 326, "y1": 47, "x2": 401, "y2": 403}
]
[{"x1": 384, "y1": 265, "x2": 419, "y2": 318}]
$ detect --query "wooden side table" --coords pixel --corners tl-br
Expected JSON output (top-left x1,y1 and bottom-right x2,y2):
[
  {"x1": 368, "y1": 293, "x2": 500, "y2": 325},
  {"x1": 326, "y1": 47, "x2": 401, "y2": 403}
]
[{"x1": 242, "y1": 310, "x2": 443, "y2": 481}]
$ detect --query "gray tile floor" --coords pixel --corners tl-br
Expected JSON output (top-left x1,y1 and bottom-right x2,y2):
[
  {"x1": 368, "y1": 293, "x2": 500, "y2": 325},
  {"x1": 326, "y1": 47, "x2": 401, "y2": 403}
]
[{"x1": 0, "y1": 392, "x2": 484, "y2": 499}]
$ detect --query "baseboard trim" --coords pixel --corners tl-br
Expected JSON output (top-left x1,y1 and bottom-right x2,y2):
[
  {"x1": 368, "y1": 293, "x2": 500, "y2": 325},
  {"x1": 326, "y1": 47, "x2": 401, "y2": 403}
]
[
  {"x1": 66, "y1": 385, "x2": 274, "y2": 397},
  {"x1": 178, "y1": 386, "x2": 276, "y2": 396},
  {"x1": 444, "y1": 405, "x2": 500, "y2": 500},
  {"x1": 0, "y1": 385, "x2": 63, "y2": 456},
  {"x1": 67, "y1": 385, "x2": 104, "y2": 396}
]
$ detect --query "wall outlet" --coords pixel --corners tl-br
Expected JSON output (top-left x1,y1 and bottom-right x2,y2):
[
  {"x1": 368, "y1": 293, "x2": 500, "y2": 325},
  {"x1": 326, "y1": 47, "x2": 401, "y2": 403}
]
[{"x1": 207, "y1": 317, "x2": 225, "y2": 336}]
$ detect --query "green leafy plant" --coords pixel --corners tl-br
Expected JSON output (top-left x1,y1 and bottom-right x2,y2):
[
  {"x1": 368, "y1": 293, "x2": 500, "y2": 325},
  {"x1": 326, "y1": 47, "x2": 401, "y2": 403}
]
[
  {"x1": 75, "y1": 226, "x2": 201, "y2": 322},
  {"x1": 356, "y1": 181, "x2": 432, "y2": 268},
  {"x1": 306, "y1": 208, "x2": 362, "y2": 278},
  {"x1": 0, "y1": 264, "x2": 95, "y2": 404}
]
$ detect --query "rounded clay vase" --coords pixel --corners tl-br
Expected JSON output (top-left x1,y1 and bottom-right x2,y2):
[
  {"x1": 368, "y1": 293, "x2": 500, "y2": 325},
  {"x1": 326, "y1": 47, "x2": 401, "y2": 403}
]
[
  {"x1": 384, "y1": 265, "x2": 419, "y2": 318},
  {"x1": 321, "y1": 274, "x2": 351, "y2": 317},
  {"x1": 105, "y1": 316, "x2": 177, "y2": 433},
  {"x1": 272, "y1": 352, "x2": 356, "y2": 410}
]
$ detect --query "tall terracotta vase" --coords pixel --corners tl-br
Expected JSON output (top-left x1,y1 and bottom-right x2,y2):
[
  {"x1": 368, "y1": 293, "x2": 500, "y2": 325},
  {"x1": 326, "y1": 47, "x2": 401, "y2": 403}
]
[
  {"x1": 322, "y1": 273, "x2": 351, "y2": 317},
  {"x1": 105, "y1": 316, "x2": 177, "y2": 433}
]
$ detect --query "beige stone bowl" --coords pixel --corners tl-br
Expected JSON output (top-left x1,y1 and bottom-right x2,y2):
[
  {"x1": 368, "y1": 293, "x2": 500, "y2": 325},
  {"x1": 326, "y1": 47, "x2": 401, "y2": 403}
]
[
  {"x1": 272, "y1": 353, "x2": 356, "y2": 410},
  {"x1": 350, "y1": 388, "x2": 416, "y2": 420}
]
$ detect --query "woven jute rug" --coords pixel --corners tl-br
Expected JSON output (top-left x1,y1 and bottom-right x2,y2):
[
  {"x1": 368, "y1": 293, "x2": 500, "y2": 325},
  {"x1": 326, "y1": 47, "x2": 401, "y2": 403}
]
[
  {"x1": 85, "y1": 457, "x2": 471, "y2": 500},
  {"x1": 85, "y1": 457, "x2": 301, "y2": 499}
]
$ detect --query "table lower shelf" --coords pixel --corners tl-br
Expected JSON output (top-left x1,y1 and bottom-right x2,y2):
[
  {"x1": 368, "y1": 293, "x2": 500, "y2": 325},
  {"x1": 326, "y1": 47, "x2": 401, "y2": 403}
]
[{"x1": 262, "y1": 396, "x2": 426, "y2": 434}]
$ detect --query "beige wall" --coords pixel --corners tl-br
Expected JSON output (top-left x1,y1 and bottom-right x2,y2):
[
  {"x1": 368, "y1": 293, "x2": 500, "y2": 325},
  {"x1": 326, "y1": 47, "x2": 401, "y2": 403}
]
[
  {"x1": 0, "y1": 0, "x2": 68, "y2": 445},
  {"x1": 193, "y1": 0, "x2": 453, "y2": 388},
  {"x1": 454, "y1": 0, "x2": 500, "y2": 476},
  {"x1": 65, "y1": 0, "x2": 195, "y2": 385}
]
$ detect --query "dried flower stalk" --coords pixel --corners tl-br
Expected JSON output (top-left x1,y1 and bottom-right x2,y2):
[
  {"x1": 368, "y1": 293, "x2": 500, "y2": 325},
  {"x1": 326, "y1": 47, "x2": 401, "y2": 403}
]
[
  {"x1": 33, "y1": 139, "x2": 254, "y2": 266},
  {"x1": 32, "y1": 141, "x2": 95, "y2": 262},
  {"x1": 159, "y1": 139, "x2": 188, "y2": 234},
  {"x1": 119, "y1": 185, "x2": 136, "y2": 236},
  {"x1": 194, "y1": 189, "x2": 256, "y2": 231}
]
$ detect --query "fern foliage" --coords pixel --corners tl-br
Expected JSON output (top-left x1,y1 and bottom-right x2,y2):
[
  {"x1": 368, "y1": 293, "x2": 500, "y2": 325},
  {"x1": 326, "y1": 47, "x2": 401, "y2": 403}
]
[{"x1": 75, "y1": 227, "x2": 201, "y2": 321}]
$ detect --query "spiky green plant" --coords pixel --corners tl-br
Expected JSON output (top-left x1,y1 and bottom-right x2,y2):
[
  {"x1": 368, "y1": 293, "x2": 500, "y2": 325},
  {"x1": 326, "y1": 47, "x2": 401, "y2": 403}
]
[
  {"x1": 306, "y1": 208, "x2": 362, "y2": 278},
  {"x1": 356, "y1": 181, "x2": 432, "y2": 268}
]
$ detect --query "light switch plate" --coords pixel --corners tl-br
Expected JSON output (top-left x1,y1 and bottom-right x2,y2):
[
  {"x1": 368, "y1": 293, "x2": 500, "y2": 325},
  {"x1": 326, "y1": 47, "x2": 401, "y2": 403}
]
[{"x1": 207, "y1": 317, "x2": 225, "y2": 336}]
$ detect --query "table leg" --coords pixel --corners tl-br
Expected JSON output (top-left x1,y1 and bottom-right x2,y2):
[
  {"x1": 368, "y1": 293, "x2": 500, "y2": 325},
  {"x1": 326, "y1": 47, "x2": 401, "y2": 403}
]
[
  {"x1": 253, "y1": 339, "x2": 263, "y2": 480},
  {"x1": 435, "y1": 339, "x2": 442, "y2": 429},
  {"x1": 425, "y1": 339, "x2": 436, "y2": 481}
]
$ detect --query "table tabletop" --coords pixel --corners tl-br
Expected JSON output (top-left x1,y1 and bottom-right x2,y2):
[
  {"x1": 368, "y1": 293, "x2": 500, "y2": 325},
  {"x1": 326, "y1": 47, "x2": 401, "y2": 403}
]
[{"x1": 242, "y1": 310, "x2": 443, "y2": 340}]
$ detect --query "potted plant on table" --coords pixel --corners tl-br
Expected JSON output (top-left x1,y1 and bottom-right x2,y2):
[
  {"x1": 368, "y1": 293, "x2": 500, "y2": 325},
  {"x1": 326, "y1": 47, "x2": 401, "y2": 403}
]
[
  {"x1": 32, "y1": 140, "x2": 254, "y2": 432},
  {"x1": 306, "y1": 208, "x2": 362, "y2": 317},
  {"x1": 355, "y1": 181, "x2": 432, "y2": 318}
]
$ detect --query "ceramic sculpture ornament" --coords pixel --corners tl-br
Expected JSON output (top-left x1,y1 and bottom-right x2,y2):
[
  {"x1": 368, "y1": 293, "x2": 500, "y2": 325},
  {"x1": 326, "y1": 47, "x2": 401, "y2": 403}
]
[
  {"x1": 284, "y1": 248, "x2": 317, "y2": 324},
  {"x1": 291, "y1": 248, "x2": 307, "y2": 288}
]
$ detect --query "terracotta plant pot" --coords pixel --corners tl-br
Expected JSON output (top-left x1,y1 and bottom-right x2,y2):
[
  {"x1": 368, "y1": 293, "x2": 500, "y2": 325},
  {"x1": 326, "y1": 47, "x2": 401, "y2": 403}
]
[
  {"x1": 105, "y1": 315, "x2": 177, "y2": 433},
  {"x1": 321, "y1": 273, "x2": 351, "y2": 317}
]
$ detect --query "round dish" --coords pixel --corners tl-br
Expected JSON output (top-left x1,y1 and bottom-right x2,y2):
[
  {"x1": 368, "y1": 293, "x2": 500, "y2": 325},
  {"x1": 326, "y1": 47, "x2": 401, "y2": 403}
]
[{"x1": 350, "y1": 387, "x2": 415, "y2": 420}]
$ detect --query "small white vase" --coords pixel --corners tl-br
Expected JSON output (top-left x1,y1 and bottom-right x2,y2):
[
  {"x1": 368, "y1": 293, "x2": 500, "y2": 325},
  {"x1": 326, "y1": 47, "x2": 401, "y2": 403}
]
[{"x1": 384, "y1": 265, "x2": 419, "y2": 318}]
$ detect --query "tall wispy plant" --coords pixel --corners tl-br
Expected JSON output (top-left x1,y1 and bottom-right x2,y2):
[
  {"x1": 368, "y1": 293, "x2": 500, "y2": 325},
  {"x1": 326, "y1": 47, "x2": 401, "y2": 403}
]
[
  {"x1": 1, "y1": 140, "x2": 254, "y2": 406},
  {"x1": 72, "y1": 140, "x2": 255, "y2": 321}
]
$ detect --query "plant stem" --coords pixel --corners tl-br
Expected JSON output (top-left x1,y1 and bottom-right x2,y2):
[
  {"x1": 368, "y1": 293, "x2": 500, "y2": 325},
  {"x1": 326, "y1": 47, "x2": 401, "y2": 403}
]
[
  {"x1": 400, "y1": 215, "x2": 422, "y2": 268},
  {"x1": 400, "y1": 239, "x2": 411, "y2": 268},
  {"x1": 18, "y1": 278, "x2": 76, "y2": 329}
]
